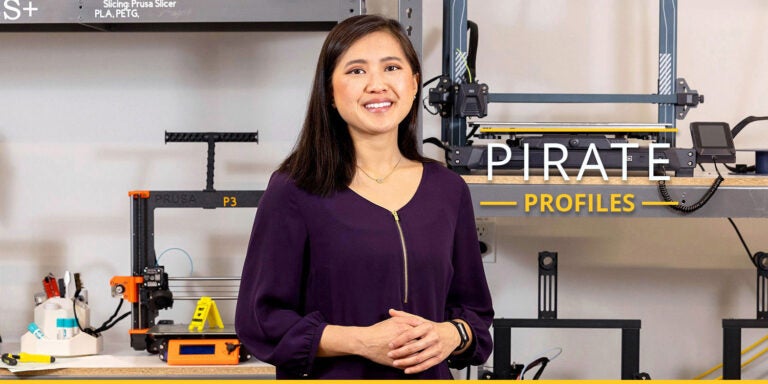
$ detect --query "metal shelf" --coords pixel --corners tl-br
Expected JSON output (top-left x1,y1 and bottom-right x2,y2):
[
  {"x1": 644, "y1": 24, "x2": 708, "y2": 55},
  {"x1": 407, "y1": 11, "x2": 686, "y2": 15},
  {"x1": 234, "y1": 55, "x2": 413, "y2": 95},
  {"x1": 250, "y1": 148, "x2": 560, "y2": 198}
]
[
  {"x1": 0, "y1": 0, "x2": 364, "y2": 31},
  {"x1": 466, "y1": 176, "x2": 768, "y2": 218},
  {"x1": 0, "y1": 0, "x2": 423, "y2": 70}
]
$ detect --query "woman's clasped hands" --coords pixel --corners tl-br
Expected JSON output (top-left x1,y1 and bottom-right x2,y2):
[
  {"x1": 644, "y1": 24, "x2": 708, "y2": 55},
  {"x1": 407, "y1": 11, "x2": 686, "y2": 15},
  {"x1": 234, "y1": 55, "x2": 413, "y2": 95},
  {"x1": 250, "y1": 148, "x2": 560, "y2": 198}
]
[{"x1": 356, "y1": 308, "x2": 461, "y2": 374}]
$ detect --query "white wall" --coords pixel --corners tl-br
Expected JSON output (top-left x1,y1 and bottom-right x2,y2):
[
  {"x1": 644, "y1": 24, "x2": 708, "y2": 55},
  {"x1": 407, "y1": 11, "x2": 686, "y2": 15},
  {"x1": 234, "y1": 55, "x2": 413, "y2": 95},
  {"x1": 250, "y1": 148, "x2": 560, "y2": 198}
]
[
  {"x1": 1, "y1": 0, "x2": 768, "y2": 379},
  {"x1": 430, "y1": 0, "x2": 768, "y2": 380},
  {"x1": 0, "y1": 30, "x2": 327, "y2": 352}
]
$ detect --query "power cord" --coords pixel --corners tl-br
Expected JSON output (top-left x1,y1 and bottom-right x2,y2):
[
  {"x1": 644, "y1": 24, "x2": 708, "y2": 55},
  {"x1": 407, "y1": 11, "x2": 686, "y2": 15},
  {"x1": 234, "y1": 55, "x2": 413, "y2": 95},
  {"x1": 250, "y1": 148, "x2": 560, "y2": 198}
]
[
  {"x1": 519, "y1": 357, "x2": 549, "y2": 380},
  {"x1": 727, "y1": 217, "x2": 758, "y2": 268},
  {"x1": 518, "y1": 347, "x2": 562, "y2": 380},
  {"x1": 658, "y1": 160, "x2": 724, "y2": 213},
  {"x1": 72, "y1": 289, "x2": 131, "y2": 337},
  {"x1": 422, "y1": 137, "x2": 451, "y2": 164},
  {"x1": 722, "y1": 116, "x2": 768, "y2": 173}
]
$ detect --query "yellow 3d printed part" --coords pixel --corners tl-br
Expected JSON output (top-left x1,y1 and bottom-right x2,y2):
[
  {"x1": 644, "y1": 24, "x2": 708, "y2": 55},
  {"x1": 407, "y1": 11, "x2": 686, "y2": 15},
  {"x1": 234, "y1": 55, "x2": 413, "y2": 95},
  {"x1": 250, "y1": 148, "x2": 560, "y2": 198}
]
[{"x1": 188, "y1": 296, "x2": 223, "y2": 332}]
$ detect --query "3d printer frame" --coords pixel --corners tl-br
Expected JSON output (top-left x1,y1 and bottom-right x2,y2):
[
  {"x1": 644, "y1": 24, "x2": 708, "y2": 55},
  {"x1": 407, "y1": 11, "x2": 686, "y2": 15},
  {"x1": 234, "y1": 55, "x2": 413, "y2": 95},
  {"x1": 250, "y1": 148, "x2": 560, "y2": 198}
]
[
  {"x1": 434, "y1": 0, "x2": 702, "y2": 176},
  {"x1": 124, "y1": 188, "x2": 262, "y2": 352},
  {"x1": 112, "y1": 132, "x2": 263, "y2": 353}
]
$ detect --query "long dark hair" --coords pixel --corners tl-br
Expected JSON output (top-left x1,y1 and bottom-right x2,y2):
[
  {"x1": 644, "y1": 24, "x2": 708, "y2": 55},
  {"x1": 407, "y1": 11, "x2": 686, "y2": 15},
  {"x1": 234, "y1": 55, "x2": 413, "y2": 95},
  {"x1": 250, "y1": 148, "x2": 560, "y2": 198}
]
[{"x1": 278, "y1": 14, "x2": 429, "y2": 196}]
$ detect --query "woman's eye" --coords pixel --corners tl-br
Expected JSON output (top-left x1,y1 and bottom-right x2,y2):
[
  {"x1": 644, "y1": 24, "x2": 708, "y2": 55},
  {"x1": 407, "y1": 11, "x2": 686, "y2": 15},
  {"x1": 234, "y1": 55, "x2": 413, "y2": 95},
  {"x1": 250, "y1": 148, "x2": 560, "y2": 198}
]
[
  {"x1": 348, "y1": 68, "x2": 365, "y2": 75},
  {"x1": 385, "y1": 65, "x2": 401, "y2": 71}
]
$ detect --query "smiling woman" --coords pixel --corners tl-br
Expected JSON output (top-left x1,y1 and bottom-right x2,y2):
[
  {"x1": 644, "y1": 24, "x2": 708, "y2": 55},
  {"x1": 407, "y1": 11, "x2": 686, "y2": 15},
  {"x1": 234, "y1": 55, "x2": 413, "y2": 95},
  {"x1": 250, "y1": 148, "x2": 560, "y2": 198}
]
[
  {"x1": 235, "y1": 14, "x2": 494, "y2": 380},
  {"x1": 332, "y1": 29, "x2": 422, "y2": 212},
  {"x1": 331, "y1": 31, "x2": 418, "y2": 141}
]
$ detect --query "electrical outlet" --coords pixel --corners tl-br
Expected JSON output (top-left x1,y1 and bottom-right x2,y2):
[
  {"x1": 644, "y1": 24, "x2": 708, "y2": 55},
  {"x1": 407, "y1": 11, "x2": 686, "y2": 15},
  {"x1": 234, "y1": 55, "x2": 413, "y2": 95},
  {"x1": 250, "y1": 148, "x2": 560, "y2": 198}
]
[{"x1": 476, "y1": 217, "x2": 496, "y2": 263}]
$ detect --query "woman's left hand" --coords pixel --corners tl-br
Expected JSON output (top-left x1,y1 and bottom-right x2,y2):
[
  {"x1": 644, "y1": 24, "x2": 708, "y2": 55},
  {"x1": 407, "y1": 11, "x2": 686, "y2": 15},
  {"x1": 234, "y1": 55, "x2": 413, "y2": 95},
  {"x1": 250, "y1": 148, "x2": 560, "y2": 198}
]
[{"x1": 385, "y1": 309, "x2": 461, "y2": 374}]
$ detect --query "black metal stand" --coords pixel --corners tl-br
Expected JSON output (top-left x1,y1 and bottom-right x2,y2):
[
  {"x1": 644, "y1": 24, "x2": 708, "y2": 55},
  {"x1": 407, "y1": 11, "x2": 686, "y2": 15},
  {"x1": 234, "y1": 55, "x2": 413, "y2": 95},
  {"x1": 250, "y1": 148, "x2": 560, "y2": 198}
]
[
  {"x1": 722, "y1": 319, "x2": 768, "y2": 379},
  {"x1": 487, "y1": 251, "x2": 642, "y2": 380},
  {"x1": 720, "y1": 252, "x2": 768, "y2": 379},
  {"x1": 493, "y1": 318, "x2": 641, "y2": 380}
]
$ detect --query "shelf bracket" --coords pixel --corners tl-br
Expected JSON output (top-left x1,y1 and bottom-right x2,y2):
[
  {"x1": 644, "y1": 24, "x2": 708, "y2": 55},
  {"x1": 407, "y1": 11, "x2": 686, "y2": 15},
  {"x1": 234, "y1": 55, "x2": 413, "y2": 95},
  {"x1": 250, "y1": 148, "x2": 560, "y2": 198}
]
[{"x1": 538, "y1": 251, "x2": 558, "y2": 320}]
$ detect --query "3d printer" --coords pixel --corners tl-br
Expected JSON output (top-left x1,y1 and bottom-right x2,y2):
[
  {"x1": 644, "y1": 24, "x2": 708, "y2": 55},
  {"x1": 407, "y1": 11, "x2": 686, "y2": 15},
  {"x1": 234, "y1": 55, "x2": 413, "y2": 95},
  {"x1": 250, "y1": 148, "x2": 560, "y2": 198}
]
[
  {"x1": 427, "y1": 0, "x2": 703, "y2": 177},
  {"x1": 110, "y1": 132, "x2": 261, "y2": 362}
]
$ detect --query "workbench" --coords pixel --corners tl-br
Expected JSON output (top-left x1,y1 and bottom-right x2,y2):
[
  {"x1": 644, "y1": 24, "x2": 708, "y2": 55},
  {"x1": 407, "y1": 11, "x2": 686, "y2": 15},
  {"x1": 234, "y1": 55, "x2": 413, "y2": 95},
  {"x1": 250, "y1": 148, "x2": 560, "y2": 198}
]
[{"x1": 0, "y1": 342, "x2": 275, "y2": 379}]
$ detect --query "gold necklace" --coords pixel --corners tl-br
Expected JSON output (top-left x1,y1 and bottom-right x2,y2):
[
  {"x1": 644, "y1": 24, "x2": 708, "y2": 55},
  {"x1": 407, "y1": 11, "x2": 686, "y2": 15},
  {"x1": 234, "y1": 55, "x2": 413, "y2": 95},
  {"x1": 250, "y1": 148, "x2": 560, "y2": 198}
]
[{"x1": 356, "y1": 156, "x2": 402, "y2": 184}]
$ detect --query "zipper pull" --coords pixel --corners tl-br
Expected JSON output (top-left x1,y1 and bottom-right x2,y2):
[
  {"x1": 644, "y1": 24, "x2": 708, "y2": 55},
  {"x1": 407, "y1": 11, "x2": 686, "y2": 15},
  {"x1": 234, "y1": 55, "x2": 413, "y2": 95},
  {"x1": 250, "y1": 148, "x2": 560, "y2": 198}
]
[{"x1": 392, "y1": 211, "x2": 399, "y2": 221}]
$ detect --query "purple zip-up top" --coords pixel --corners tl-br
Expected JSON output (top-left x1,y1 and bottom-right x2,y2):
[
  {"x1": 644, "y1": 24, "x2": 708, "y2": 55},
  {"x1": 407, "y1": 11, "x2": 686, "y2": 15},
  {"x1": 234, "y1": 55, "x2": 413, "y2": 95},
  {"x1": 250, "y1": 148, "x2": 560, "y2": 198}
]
[{"x1": 235, "y1": 161, "x2": 494, "y2": 379}]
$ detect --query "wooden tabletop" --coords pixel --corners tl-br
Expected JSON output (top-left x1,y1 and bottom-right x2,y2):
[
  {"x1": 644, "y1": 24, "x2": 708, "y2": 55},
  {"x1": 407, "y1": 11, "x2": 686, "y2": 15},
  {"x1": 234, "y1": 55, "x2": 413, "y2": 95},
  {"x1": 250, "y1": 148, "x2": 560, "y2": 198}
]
[
  {"x1": 1, "y1": 365, "x2": 275, "y2": 378},
  {"x1": 0, "y1": 342, "x2": 275, "y2": 378}
]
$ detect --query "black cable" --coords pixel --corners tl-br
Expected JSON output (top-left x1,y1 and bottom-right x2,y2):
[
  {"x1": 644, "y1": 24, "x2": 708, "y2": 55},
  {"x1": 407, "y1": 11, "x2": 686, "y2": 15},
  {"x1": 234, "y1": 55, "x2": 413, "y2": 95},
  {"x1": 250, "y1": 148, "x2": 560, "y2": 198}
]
[
  {"x1": 724, "y1": 163, "x2": 755, "y2": 174},
  {"x1": 422, "y1": 74, "x2": 443, "y2": 88},
  {"x1": 722, "y1": 116, "x2": 768, "y2": 173},
  {"x1": 422, "y1": 96, "x2": 439, "y2": 115},
  {"x1": 531, "y1": 361, "x2": 549, "y2": 380},
  {"x1": 466, "y1": 123, "x2": 480, "y2": 141},
  {"x1": 657, "y1": 160, "x2": 724, "y2": 214},
  {"x1": 423, "y1": 137, "x2": 451, "y2": 164},
  {"x1": 99, "y1": 298, "x2": 125, "y2": 330},
  {"x1": 727, "y1": 218, "x2": 757, "y2": 268},
  {"x1": 658, "y1": 176, "x2": 723, "y2": 214},
  {"x1": 73, "y1": 296, "x2": 129, "y2": 336},
  {"x1": 72, "y1": 289, "x2": 85, "y2": 332},
  {"x1": 521, "y1": 357, "x2": 550, "y2": 380},
  {"x1": 467, "y1": 20, "x2": 478, "y2": 80},
  {"x1": 94, "y1": 311, "x2": 131, "y2": 333},
  {"x1": 731, "y1": 116, "x2": 768, "y2": 139}
]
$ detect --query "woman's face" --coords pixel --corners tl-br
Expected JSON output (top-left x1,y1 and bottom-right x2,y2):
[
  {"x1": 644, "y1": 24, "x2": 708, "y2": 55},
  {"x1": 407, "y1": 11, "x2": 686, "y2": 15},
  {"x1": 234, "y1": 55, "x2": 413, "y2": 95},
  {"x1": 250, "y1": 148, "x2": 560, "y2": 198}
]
[{"x1": 331, "y1": 31, "x2": 418, "y2": 139}]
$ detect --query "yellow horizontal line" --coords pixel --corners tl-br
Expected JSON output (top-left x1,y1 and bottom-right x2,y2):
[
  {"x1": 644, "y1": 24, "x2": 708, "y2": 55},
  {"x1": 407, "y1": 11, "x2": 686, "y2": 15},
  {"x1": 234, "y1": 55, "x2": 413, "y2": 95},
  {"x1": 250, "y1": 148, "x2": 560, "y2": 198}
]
[
  {"x1": 641, "y1": 201, "x2": 679, "y2": 206},
  {"x1": 480, "y1": 201, "x2": 518, "y2": 206},
  {"x1": 479, "y1": 127, "x2": 678, "y2": 133}
]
